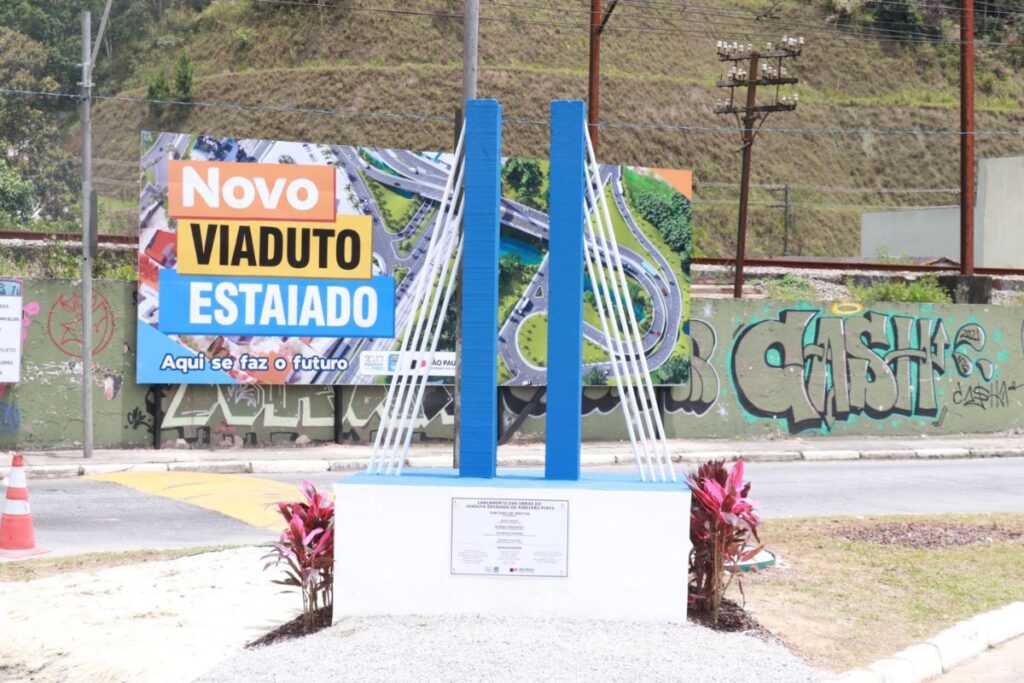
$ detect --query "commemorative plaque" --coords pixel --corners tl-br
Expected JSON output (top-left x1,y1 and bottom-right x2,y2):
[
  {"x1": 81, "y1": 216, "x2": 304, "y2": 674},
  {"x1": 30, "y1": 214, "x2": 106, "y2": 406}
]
[{"x1": 450, "y1": 498, "x2": 568, "y2": 577}]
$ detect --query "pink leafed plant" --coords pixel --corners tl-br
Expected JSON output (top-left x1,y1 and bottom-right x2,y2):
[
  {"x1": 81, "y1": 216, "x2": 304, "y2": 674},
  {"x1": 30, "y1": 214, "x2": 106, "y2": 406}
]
[
  {"x1": 263, "y1": 480, "x2": 335, "y2": 631},
  {"x1": 687, "y1": 459, "x2": 763, "y2": 626}
]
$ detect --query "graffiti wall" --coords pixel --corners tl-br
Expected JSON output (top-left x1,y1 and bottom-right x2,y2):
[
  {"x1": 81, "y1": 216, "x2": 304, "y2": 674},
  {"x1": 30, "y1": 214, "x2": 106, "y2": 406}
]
[
  {"x1": 4, "y1": 281, "x2": 1024, "y2": 449},
  {"x1": 662, "y1": 299, "x2": 1024, "y2": 438},
  {"x1": 0, "y1": 280, "x2": 146, "y2": 449}
]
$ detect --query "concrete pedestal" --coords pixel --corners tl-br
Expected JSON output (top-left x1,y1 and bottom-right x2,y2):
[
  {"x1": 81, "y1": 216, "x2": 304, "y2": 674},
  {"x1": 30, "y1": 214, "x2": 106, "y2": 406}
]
[
  {"x1": 333, "y1": 469, "x2": 691, "y2": 622},
  {"x1": 938, "y1": 274, "x2": 993, "y2": 304}
]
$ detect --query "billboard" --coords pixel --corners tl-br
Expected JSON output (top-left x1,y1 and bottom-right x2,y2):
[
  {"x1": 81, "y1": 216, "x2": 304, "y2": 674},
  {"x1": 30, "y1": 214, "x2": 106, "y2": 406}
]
[
  {"x1": 138, "y1": 131, "x2": 691, "y2": 385},
  {"x1": 0, "y1": 278, "x2": 23, "y2": 384}
]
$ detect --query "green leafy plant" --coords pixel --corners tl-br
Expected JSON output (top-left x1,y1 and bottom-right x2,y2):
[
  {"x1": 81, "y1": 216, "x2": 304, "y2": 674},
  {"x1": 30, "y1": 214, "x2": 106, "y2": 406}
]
[
  {"x1": 688, "y1": 459, "x2": 762, "y2": 626},
  {"x1": 584, "y1": 366, "x2": 608, "y2": 386},
  {"x1": 631, "y1": 190, "x2": 692, "y2": 254},
  {"x1": 146, "y1": 70, "x2": 172, "y2": 120},
  {"x1": 264, "y1": 481, "x2": 335, "y2": 631},
  {"x1": 232, "y1": 27, "x2": 257, "y2": 49},
  {"x1": 762, "y1": 273, "x2": 818, "y2": 302},
  {"x1": 847, "y1": 275, "x2": 952, "y2": 304}
]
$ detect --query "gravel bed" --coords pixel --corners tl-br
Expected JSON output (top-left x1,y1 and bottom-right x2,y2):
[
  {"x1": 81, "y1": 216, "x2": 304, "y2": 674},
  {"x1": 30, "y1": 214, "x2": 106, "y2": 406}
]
[
  {"x1": 694, "y1": 263, "x2": 1024, "y2": 305},
  {"x1": 199, "y1": 615, "x2": 831, "y2": 682}
]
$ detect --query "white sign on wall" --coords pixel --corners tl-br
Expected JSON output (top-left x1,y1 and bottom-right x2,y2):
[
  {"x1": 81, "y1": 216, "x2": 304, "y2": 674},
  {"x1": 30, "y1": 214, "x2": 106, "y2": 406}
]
[
  {"x1": 0, "y1": 278, "x2": 23, "y2": 383},
  {"x1": 360, "y1": 350, "x2": 457, "y2": 377},
  {"x1": 450, "y1": 497, "x2": 568, "y2": 577}
]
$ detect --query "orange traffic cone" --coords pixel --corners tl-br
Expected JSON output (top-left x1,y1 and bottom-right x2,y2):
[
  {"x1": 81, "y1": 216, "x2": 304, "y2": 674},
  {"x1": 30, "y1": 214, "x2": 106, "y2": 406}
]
[{"x1": 0, "y1": 454, "x2": 48, "y2": 558}]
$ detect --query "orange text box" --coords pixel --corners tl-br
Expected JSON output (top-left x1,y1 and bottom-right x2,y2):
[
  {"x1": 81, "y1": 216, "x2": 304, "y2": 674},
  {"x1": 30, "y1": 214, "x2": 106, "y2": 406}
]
[{"x1": 168, "y1": 160, "x2": 336, "y2": 222}]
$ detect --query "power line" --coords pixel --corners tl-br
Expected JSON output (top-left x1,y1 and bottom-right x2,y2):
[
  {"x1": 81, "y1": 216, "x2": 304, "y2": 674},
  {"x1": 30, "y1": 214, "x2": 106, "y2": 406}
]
[
  {"x1": 2, "y1": 87, "x2": 1023, "y2": 138},
  {"x1": 246, "y1": 0, "x2": 1024, "y2": 47},
  {"x1": 491, "y1": 0, "x2": 1024, "y2": 45}
]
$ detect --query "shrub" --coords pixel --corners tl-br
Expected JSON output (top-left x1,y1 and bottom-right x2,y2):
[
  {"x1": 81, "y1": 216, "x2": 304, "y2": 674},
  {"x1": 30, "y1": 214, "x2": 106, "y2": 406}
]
[
  {"x1": 264, "y1": 481, "x2": 335, "y2": 631},
  {"x1": 232, "y1": 27, "x2": 257, "y2": 48},
  {"x1": 146, "y1": 70, "x2": 172, "y2": 119},
  {"x1": 847, "y1": 275, "x2": 952, "y2": 304},
  {"x1": 762, "y1": 273, "x2": 817, "y2": 301},
  {"x1": 687, "y1": 459, "x2": 762, "y2": 625}
]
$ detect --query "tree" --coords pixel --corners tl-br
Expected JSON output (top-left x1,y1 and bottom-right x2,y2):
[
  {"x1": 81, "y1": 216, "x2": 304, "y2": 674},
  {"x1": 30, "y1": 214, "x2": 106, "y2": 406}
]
[
  {"x1": 584, "y1": 366, "x2": 608, "y2": 386},
  {"x1": 631, "y1": 190, "x2": 692, "y2": 255},
  {"x1": 866, "y1": 0, "x2": 938, "y2": 39},
  {"x1": 146, "y1": 70, "x2": 172, "y2": 119},
  {"x1": 173, "y1": 51, "x2": 195, "y2": 102},
  {"x1": 0, "y1": 159, "x2": 36, "y2": 224},
  {"x1": 502, "y1": 157, "x2": 545, "y2": 209},
  {"x1": 656, "y1": 355, "x2": 689, "y2": 385},
  {"x1": 0, "y1": 28, "x2": 79, "y2": 227}
]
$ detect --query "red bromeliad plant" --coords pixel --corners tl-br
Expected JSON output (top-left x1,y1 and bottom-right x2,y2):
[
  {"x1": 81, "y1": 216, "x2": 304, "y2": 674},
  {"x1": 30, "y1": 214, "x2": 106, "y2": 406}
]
[
  {"x1": 687, "y1": 459, "x2": 763, "y2": 625},
  {"x1": 263, "y1": 481, "x2": 335, "y2": 631}
]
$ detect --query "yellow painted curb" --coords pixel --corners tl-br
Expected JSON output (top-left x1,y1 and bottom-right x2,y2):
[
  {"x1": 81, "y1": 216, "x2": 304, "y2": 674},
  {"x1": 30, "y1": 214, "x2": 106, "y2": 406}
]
[{"x1": 88, "y1": 471, "x2": 301, "y2": 531}]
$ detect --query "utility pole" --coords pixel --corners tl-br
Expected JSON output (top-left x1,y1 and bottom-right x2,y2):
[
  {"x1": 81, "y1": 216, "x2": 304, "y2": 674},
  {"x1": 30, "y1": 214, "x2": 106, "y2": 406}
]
[
  {"x1": 587, "y1": 0, "x2": 618, "y2": 154},
  {"x1": 782, "y1": 183, "x2": 790, "y2": 256},
  {"x1": 454, "y1": 0, "x2": 479, "y2": 466},
  {"x1": 960, "y1": 0, "x2": 975, "y2": 275},
  {"x1": 78, "y1": 1, "x2": 113, "y2": 459},
  {"x1": 80, "y1": 11, "x2": 94, "y2": 459},
  {"x1": 714, "y1": 36, "x2": 802, "y2": 297},
  {"x1": 463, "y1": 0, "x2": 479, "y2": 102}
]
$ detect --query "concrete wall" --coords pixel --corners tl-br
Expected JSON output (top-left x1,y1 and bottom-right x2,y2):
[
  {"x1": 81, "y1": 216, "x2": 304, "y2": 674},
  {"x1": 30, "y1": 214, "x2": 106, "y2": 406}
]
[
  {"x1": 859, "y1": 155, "x2": 1024, "y2": 267},
  {"x1": 860, "y1": 206, "x2": 960, "y2": 260},
  {"x1": 3, "y1": 280, "x2": 1024, "y2": 448},
  {"x1": 977, "y1": 156, "x2": 1024, "y2": 269}
]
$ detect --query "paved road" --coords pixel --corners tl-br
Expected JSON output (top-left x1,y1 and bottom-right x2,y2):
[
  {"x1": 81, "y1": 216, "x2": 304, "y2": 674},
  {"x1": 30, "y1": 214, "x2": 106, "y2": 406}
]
[
  {"x1": 269, "y1": 456, "x2": 1024, "y2": 519},
  {"x1": 17, "y1": 457, "x2": 1024, "y2": 557},
  {"x1": 23, "y1": 477, "x2": 273, "y2": 556}
]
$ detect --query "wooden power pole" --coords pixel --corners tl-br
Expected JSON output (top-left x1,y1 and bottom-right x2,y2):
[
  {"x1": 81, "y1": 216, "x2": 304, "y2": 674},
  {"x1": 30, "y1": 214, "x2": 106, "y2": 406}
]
[
  {"x1": 714, "y1": 37, "x2": 803, "y2": 298},
  {"x1": 587, "y1": 0, "x2": 618, "y2": 154}
]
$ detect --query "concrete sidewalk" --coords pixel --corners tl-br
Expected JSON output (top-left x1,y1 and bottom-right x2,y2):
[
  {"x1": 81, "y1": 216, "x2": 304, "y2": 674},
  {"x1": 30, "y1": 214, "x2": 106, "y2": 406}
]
[{"x1": 4, "y1": 432, "x2": 1024, "y2": 479}]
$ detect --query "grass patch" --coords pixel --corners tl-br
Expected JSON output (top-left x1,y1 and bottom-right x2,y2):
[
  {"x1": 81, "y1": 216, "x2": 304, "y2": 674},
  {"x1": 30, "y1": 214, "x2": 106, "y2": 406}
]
[
  {"x1": 518, "y1": 314, "x2": 547, "y2": 368},
  {"x1": 600, "y1": 185, "x2": 644, "y2": 256},
  {"x1": 498, "y1": 254, "x2": 539, "y2": 326},
  {"x1": 518, "y1": 314, "x2": 609, "y2": 369},
  {"x1": 0, "y1": 545, "x2": 242, "y2": 583},
  {"x1": 848, "y1": 275, "x2": 952, "y2": 304},
  {"x1": 364, "y1": 176, "x2": 421, "y2": 234},
  {"x1": 621, "y1": 174, "x2": 690, "y2": 359},
  {"x1": 497, "y1": 354, "x2": 513, "y2": 384},
  {"x1": 739, "y1": 514, "x2": 1024, "y2": 671},
  {"x1": 761, "y1": 273, "x2": 819, "y2": 301}
]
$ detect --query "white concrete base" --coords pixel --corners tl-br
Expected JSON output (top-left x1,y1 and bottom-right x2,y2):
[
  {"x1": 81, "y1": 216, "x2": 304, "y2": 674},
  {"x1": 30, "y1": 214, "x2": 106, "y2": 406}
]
[{"x1": 333, "y1": 469, "x2": 691, "y2": 622}]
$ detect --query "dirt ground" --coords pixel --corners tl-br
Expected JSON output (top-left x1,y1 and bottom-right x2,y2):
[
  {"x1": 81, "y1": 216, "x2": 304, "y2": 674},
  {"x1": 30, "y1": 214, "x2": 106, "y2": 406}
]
[{"x1": 0, "y1": 547, "x2": 298, "y2": 682}]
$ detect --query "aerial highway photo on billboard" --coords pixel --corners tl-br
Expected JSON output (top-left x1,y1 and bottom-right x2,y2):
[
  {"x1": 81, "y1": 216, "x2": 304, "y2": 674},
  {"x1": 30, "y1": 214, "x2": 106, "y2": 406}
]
[{"x1": 138, "y1": 131, "x2": 691, "y2": 386}]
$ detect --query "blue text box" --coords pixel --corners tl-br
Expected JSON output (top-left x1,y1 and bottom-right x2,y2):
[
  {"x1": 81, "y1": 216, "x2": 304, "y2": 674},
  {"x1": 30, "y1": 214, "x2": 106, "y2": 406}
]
[{"x1": 158, "y1": 270, "x2": 395, "y2": 338}]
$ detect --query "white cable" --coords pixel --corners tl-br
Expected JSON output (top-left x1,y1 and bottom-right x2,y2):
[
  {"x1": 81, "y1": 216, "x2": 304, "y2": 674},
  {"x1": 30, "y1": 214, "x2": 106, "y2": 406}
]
[
  {"x1": 588, "y1": 162, "x2": 672, "y2": 482},
  {"x1": 385, "y1": 202, "x2": 463, "y2": 474},
  {"x1": 368, "y1": 128, "x2": 465, "y2": 473},
  {"x1": 582, "y1": 159, "x2": 660, "y2": 481},
  {"x1": 378, "y1": 160, "x2": 465, "y2": 474},
  {"x1": 395, "y1": 230, "x2": 465, "y2": 476},
  {"x1": 582, "y1": 204, "x2": 647, "y2": 481},
  {"x1": 586, "y1": 135, "x2": 676, "y2": 481}
]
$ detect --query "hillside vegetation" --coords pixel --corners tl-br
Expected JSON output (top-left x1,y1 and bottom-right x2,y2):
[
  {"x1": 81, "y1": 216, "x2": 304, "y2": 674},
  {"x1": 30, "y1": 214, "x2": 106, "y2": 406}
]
[{"x1": 4, "y1": 0, "x2": 1024, "y2": 258}]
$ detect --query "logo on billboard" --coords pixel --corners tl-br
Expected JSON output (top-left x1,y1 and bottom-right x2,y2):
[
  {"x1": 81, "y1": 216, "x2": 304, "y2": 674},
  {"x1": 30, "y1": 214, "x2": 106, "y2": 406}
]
[{"x1": 359, "y1": 351, "x2": 457, "y2": 377}]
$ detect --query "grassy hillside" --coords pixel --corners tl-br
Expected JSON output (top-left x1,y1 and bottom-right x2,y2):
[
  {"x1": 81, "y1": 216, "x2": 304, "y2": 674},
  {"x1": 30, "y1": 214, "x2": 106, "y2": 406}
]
[{"x1": 85, "y1": 0, "x2": 1024, "y2": 257}]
